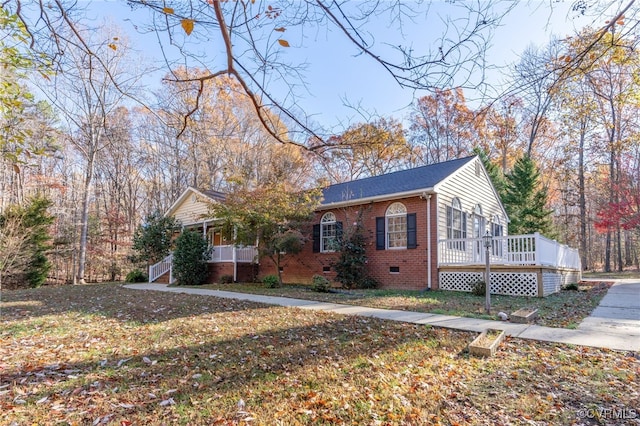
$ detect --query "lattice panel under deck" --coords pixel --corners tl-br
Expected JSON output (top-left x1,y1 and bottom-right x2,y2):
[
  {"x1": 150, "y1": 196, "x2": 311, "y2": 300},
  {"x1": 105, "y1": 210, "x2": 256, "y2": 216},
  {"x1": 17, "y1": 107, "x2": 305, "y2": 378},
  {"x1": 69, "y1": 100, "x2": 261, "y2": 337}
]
[
  {"x1": 492, "y1": 272, "x2": 538, "y2": 297},
  {"x1": 542, "y1": 272, "x2": 562, "y2": 296},
  {"x1": 440, "y1": 272, "x2": 538, "y2": 297},
  {"x1": 439, "y1": 272, "x2": 484, "y2": 292}
]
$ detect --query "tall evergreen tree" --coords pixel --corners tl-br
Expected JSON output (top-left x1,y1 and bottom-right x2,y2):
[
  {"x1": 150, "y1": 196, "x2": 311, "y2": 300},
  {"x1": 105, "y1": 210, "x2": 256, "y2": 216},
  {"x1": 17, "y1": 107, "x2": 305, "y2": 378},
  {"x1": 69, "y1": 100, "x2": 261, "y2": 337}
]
[
  {"x1": 502, "y1": 155, "x2": 555, "y2": 237},
  {"x1": 0, "y1": 196, "x2": 54, "y2": 288}
]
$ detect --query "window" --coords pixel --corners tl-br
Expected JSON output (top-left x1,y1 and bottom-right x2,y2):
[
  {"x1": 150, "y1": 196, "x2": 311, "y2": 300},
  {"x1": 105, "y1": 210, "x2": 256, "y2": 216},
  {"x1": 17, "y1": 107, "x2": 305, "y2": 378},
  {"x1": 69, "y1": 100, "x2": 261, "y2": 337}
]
[
  {"x1": 490, "y1": 215, "x2": 504, "y2": 256},
  {"x1": 491, "y1": 215, "x2": 503, "y2": 237},
  {"x1": 473, "y1": 204, "x2": 485, "y2": 261},
  {"x1": 320, "y1": 212, "x2": 338, "y2": 252},
  {"x1": 386, "y1": 202, "x2": 407, "y2": 249},
  {"x1": 446, "y1": 198, "x2": 466, "y2": 250},
  {"x1": 376, "y1": 204, "x2": 416, "y2": 250}
]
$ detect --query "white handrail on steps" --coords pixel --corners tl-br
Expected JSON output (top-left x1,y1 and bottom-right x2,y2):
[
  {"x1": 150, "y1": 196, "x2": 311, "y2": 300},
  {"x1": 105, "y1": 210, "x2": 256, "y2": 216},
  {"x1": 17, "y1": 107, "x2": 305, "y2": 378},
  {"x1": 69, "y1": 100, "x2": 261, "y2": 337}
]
[{"x1": 149, "y1": 253, "x2": 174, "y2": 283}]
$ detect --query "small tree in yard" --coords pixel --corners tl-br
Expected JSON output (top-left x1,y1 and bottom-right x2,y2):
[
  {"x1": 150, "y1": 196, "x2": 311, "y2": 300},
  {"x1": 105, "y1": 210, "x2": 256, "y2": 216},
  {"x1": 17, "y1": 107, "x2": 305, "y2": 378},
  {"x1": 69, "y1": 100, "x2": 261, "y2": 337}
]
[
  {"x1": 0, "y1": 196, "x2": 54, "y2": 289},
  {"x1": 333, "y1": 213, "x2": 375, "y2": 289},
  {"x1": 209, "y1": 182, "x2": 321, "y2": 285},
  {"x1": 172, "y1": 229, "x2": 209, "y2": 286},
  {"x1": 131, "y1": 212, "x2": 179, "y2": 267},
  {"x1": 262, "y1": 229, "x2": 306, "y2": 285}
]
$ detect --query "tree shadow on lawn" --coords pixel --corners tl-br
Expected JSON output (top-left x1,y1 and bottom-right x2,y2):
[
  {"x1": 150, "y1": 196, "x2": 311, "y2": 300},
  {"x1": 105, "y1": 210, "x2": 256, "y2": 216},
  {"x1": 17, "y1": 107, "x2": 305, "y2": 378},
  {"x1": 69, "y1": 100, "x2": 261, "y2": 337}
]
[
  {"x1": 1, "y1": 283, "x2": 475, "y2": 424},
  {"x1": 1, "y1": 283, "x2": 269, "y2": 324}
]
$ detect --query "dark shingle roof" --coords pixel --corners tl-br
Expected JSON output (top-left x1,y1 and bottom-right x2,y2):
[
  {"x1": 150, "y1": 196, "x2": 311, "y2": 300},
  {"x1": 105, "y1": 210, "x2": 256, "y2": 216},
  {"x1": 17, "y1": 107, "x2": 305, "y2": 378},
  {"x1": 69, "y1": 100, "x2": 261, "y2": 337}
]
[
  {"x1": 321, "y1": 156, "x2": 475, "y2": 206},
  {"x1": 200, "y1": 189, "x2": 226, "y2": 202}
]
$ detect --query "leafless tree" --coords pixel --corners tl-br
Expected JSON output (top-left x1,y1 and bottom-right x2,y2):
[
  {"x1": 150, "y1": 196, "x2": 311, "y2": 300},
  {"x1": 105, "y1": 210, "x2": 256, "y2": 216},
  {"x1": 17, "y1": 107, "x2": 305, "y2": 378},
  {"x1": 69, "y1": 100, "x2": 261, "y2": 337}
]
[
  {"x1": 35, "y1": 24, "x2": 145, "y2": 284},
  {"x1": 8, "y1": 0, "x2": 518, "y2": 147}
]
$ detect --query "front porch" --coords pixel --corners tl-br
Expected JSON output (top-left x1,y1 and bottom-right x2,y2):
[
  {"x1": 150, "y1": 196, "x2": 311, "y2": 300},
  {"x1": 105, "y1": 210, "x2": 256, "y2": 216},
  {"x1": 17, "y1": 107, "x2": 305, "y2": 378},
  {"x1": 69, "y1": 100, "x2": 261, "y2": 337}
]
[
  {"x1": 149, "y1": 245, "x2": 259, "y2": 284},
  {"x1": 438, "y1": 233, "x2": 582, "y2": 297}
]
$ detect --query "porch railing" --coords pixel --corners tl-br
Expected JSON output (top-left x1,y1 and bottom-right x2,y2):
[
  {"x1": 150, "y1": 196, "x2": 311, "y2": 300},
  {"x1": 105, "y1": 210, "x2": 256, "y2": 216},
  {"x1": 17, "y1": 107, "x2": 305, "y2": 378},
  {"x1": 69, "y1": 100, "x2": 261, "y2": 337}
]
[
  {"x1": 208, "y1": 245, "x2": 259, "y2": 263},
  {"x1": 149, "y1": 253, "x2": 174, "y2": 283},
  {"x1": 438, "y1": 233, "x2": 581, "y2": 270}
]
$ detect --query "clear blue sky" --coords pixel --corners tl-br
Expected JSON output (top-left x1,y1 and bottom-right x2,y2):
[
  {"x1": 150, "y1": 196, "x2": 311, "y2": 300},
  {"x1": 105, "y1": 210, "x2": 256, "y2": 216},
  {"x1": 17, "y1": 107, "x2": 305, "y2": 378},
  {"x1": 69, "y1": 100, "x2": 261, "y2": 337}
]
[{"x1": 82, "y1": 1, "x2": 600, "y2": 132}]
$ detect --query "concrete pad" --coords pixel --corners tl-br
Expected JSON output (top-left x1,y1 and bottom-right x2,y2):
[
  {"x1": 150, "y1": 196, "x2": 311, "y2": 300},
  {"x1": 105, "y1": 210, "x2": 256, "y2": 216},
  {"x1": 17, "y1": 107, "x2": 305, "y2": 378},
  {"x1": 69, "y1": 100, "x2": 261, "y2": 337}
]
[
  {"x1": 577, "y1": 280, "x2": 640, "y2": 349},
  {"x1": 587, "y1": 306, "x2": 640, "y2": 321}
]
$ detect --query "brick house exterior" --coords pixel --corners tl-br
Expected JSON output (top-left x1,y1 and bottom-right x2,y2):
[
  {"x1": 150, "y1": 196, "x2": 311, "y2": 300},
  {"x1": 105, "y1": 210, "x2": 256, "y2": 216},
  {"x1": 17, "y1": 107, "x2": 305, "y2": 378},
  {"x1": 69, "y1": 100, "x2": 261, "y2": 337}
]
[
  {"x1": 156, "y1": 156, "x2": 582, "y2": 296},
  {"x1": 259, "y1": 156, "x2": 508, "y2": 290},
  {"x1": 157, "y1": 155, "x2": 511, "y2": 290}
]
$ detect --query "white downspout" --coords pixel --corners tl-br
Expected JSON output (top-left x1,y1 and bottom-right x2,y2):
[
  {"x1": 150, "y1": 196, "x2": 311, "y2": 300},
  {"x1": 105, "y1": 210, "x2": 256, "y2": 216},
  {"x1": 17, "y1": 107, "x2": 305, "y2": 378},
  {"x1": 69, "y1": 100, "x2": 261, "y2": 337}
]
[
  {"x1": 233, "y1": 227, "x2": 238, "y2": 282},
  {"x1": 427, "y1": 194, "x2": 432, "y2": 290}
]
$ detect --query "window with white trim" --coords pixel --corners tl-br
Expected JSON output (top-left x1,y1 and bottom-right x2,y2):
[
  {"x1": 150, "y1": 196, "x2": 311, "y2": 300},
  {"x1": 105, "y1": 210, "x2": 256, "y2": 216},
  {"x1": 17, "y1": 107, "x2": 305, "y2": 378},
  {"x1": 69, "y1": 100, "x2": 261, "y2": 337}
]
[
  {"x1": 446, "y1": 198, "x2": 466, "y2": 250},
  {"x1": 490, "y1": 215, "x2": 504, "y2": 256},
  {"x1": 320, "y1": 212, "x2": 338, "y2": 252},
  {"x1": 386, "y1": 202, "x2": 407, "y2": 249}
]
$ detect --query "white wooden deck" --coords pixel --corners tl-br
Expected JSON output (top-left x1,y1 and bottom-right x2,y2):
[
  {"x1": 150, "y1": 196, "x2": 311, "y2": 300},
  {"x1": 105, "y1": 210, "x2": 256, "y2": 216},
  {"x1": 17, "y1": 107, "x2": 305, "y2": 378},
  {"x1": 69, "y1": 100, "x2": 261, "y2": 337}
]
[{"x1": 438, "y1": 233, "x2": 581, "y2": 270}]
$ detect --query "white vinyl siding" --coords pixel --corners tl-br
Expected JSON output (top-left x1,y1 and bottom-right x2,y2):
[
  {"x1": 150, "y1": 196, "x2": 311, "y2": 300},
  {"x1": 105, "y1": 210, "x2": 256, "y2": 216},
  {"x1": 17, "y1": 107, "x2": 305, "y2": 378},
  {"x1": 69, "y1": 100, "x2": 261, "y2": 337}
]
[
  {"x1": 435, "y1": 157, "x2": 507, "y2": 242},
  {"x1": 171, "y1": 191, "x2": 214, "y2": 225}
]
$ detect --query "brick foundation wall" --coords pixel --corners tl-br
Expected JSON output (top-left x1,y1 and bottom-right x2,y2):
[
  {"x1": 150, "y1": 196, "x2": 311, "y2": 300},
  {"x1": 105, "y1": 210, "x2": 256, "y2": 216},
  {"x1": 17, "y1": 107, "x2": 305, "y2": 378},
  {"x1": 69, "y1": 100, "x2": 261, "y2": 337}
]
[
  {"x1": 259, "y1": 196, "x2": 439, "y2": 291},
  {"x1": 206, "y1": 263, "x2": 259, "y2": 283}
]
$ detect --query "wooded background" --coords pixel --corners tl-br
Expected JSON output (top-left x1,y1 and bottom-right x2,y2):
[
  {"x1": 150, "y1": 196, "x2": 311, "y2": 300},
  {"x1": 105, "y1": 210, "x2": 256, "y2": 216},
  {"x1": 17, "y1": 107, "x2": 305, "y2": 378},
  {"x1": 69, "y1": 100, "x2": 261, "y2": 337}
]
[{"x1": 1, "y1": 1, "x2": 638, "y2": 285}]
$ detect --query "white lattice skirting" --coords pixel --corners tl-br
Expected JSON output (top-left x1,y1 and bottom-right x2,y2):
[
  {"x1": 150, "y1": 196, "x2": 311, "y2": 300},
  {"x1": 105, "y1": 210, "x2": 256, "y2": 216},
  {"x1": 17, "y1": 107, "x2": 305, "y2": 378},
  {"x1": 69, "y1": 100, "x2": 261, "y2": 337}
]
[{"x1": 440, "y1": 272, "x2": 539, "y2": 297}]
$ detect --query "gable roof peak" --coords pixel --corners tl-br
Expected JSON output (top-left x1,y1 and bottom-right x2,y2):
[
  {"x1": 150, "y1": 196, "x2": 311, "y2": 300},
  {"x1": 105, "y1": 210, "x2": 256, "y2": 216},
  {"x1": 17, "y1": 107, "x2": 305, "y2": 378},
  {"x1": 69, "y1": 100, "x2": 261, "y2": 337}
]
[{"x1": 321, "y1": 156, "x2": 477, "y2": 207}]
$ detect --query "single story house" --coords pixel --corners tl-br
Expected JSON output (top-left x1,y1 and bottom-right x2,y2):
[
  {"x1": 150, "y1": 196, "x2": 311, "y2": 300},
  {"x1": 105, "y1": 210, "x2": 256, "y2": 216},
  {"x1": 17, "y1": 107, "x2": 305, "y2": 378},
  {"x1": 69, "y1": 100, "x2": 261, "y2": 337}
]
[{"x1": 150, "y1": 156, "x2": 581, "y2": 297}]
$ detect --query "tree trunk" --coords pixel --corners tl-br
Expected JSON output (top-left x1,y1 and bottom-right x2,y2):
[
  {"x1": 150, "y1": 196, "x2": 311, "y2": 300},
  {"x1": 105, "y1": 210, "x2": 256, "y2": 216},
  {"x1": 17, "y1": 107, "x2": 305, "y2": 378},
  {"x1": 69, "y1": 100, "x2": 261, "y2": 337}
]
[
  {"x1": 76, "y1": 152, "x2": 96, "y2": 284},
  {"x1": 578, "y1": 129, "x2": 588, "y2": 270}
]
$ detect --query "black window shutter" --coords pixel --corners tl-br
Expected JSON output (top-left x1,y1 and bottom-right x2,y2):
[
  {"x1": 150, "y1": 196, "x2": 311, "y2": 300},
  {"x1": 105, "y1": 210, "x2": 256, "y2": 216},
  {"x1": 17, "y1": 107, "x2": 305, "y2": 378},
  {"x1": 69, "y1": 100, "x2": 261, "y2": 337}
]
[
  {"x1": 407, "y1": 213, "x2": 417, "y2": 249},
  {"x1": 336, "y1": 221, "x2": 343, "y2": 244},
  {"x1": 312, "y1": 224, "x2": 321, "y2": 253},
  {"x1": 376, "y1": 217, "x2": 385, "y2": 250}
]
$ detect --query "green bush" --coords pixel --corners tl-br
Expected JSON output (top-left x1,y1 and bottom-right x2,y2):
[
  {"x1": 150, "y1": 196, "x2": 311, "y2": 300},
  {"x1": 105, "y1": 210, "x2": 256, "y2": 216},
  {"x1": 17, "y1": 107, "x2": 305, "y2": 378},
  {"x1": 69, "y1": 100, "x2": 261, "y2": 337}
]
[
  {"x1": 131, "y1": 212, "x2": 179, "y2": 265},
  {"x1": 220, "y1": 274, "x2": 233, "y2": 284},
  {"x1": 0, "y1": 196, "x2": 54, "y2": 289},
  {"x1": 125, "y1": 269, "x2": 148, "y2": 283},
  {"x1": 311, "y1": 274, "x2": 331, "y2": 292},
  {"x1": 563, "y1": 282, "x2": 579, "y2": 291},
  {"x1": 262, "y1": 274, "x2": 280, "y2": 288},
  {"x1": 333, "y1": 220, "x2": 368, "y2": 289},
  {"x1": 359, "y1": 276, "x2": 380, "y2": 289},
  {"x1": 471, "y1": 280, "x2": 486, "y2": 296},
  {"x1": 172, "y1": 230, "x2": 209, "y2": 286}
]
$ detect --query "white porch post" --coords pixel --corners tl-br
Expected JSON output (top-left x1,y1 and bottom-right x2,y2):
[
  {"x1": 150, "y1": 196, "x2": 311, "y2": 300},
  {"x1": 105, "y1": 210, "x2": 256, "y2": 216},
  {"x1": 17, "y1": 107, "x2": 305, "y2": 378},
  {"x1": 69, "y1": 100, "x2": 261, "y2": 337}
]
[{"x1": 534, "y1": 232, "x2": 541, "y2": 264}]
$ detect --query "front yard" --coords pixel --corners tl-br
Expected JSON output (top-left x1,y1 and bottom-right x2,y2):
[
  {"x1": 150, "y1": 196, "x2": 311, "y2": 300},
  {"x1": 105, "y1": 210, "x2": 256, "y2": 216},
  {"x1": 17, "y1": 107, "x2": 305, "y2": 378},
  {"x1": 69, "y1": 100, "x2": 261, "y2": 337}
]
[
  {"x1": 196, "y1": 280, "x2": 612, "y2": 329},
  {"x1": 2, "y1": 283, "x2": 638, "y2": 425}
]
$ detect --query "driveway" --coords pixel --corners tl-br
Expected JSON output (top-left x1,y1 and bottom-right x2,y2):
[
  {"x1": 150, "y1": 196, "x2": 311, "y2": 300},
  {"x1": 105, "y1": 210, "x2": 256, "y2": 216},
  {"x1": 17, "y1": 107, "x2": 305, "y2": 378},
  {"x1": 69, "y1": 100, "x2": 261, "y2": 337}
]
[{"x1": 578, "y1": 279, "x2": 640, "y2": 339}]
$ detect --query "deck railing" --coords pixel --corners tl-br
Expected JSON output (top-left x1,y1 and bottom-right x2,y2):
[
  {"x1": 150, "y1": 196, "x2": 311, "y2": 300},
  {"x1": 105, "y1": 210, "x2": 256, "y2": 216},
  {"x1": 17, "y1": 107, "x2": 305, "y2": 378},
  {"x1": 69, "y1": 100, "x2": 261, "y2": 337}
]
[
  {"x1": 149, "y1": 253, "x2": 174, "y2": 283},
  {"x1": 438, "y1": 233, "x2": 581, "y2": 270},
  {"x1": 148, "y1": 245, "x2": 259, "y2": 283},
  {"x1": 208, "y1": 245, "x2": 259, "y2": 263}
]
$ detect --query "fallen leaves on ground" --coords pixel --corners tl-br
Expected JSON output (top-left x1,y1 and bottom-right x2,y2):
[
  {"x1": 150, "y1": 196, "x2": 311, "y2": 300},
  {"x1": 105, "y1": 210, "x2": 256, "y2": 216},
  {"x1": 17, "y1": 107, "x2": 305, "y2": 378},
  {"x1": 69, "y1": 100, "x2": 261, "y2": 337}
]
[
  {"x1": 198, "y1": 281, "x2": 614, "y2": 328},
  {"x1": 1, "y1": 283, "x2": 638, "y2": 425}
]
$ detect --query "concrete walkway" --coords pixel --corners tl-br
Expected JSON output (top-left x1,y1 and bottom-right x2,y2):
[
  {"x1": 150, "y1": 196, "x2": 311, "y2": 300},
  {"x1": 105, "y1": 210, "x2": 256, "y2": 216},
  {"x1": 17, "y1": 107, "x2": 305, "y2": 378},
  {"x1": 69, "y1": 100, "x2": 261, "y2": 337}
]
[{"x1": 125, "y1": 280, "x2": 640, "y2": 352}]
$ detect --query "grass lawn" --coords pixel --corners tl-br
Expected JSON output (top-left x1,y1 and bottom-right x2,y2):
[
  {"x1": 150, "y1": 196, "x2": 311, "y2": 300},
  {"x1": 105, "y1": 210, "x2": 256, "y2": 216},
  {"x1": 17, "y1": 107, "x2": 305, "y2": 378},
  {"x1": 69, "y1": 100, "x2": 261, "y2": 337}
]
[
  {"x1": 196, "y1": 281, "x2": 613, "y2": 329},
  {"x1": 1, "y1": 284, "x2": 639, "y2": 425}
]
